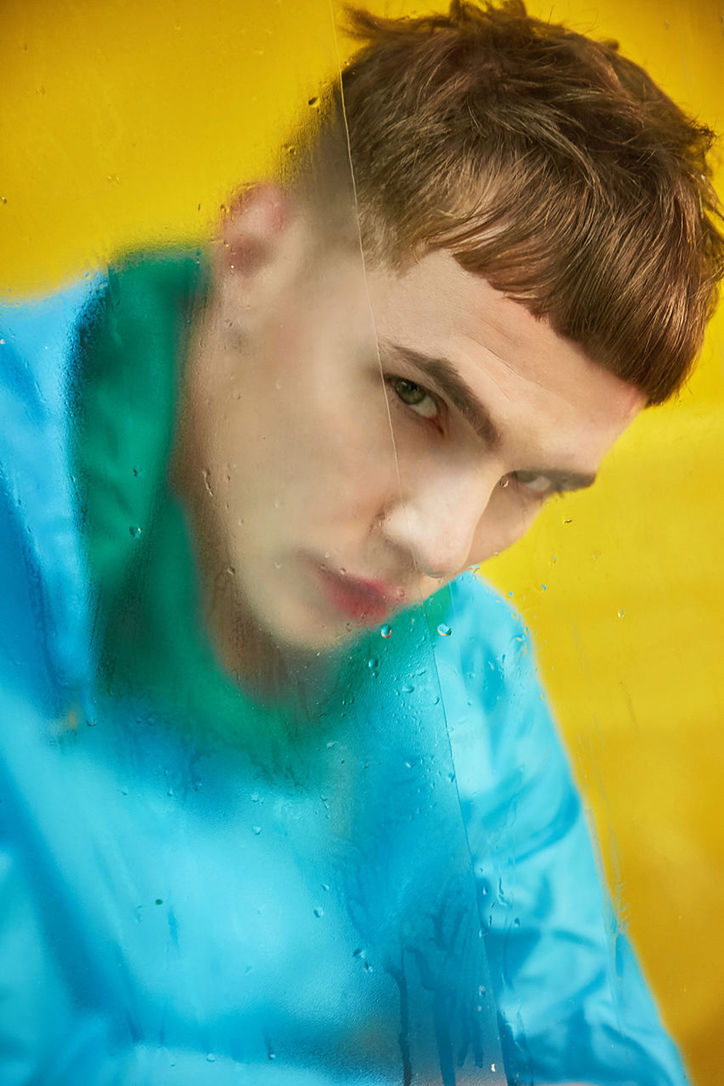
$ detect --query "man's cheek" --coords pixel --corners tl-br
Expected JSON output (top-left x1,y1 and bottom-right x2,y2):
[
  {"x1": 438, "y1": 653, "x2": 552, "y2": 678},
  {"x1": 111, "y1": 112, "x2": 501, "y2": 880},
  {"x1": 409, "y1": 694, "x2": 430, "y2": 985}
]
[{"x1": 470, "y1": 505, "x2": 539, "y2": 566}]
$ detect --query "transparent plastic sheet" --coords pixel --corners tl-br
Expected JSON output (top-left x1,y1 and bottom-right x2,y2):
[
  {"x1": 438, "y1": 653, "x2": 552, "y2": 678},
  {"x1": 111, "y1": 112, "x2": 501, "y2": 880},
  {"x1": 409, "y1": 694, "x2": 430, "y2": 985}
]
[{"x1": 1, "y1": 2, "x2": 722, "y2": 1085}]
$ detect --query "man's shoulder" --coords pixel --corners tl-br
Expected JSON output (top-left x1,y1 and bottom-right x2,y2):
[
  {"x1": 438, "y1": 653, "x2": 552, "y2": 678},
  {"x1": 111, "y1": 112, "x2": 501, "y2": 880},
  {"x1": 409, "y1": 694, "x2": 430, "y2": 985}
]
[
  {"x1": 0, "y1": 275, "x2": 104, "y2": 404},
  {"x1": 405, "y1": 571, "x2": 534, "y2": 734},
  {"x1": 444, "y1": 570, "x2": 532, "y2": 678},
  {"x1": 0, "y1": 278, "x2": 107, "y2": 705},
  {"x1": 435, "y1": 573, "x2": 560, "y2": 800}
]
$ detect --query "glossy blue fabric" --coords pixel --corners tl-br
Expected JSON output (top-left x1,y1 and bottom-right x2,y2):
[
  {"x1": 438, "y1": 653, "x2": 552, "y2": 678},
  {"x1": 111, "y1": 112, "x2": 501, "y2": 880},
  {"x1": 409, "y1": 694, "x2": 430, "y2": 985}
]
[{"x1": 0, "y1": 275, "x2": 688, "y2": 1085}]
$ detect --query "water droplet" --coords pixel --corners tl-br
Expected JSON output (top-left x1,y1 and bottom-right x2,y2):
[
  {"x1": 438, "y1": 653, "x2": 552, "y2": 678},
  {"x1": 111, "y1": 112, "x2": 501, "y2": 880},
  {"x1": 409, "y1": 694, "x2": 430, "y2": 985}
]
[
  {"x1": 206, "y1": 1053, "x2": 216, "y2": 1063},
  {"x1": 313, "y1": 906, "x2": 324, "y2": 918},
  {"x1": 367, "y1": 657, "x2": 379, "y2": 670},
  {"x1": 380, "y1": 624, "x2": 392, "y2": 639},
  {"x1": 513, "y1": 917, "x2": 520, "y2": 927},
  {"x1": 129, "y1": 525, "x2": 142, "y2": 538},
  {"x1": 437, "y1": 622, "x2": 452, "y2": 637},
  {"x1": 252, "y1": 825, "x2": 261, "y2": 836},
  {"x1": 617, "y1": 608, "x2": 625, "y2": 618},
  {"x1": 155, "y1": 898, "x2": 163, "y2": 905}
]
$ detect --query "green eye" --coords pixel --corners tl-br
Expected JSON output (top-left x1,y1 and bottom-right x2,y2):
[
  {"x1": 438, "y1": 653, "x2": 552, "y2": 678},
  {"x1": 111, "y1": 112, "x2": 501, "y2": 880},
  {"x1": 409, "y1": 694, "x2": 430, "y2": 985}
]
[{"x1": 391, "y1": 378, "x2": 439, "y2": 419}]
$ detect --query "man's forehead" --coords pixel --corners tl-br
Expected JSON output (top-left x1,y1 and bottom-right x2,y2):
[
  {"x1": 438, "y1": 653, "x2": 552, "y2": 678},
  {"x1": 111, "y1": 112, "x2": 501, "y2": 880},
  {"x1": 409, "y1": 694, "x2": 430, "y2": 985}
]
[{"x1": 366, "y1": 251, "x2": 645, "y2": 423}]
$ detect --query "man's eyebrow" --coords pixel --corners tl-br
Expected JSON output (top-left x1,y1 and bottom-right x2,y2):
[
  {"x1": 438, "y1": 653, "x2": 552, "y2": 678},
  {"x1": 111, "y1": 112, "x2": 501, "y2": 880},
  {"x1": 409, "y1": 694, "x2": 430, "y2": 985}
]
[
  {"x1": 378, "y1": 339, "x2": 598, "y2": 493},
  {"x1": 378, "y1": 340, "x2": 501, "y2": 446}
]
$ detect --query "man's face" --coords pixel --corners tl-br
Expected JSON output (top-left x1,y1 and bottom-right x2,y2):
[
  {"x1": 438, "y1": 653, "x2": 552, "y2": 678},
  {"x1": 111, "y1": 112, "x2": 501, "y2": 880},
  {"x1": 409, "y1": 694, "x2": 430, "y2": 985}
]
[{"x1": 185, "y1": 198, "x2": 644, "y2": 655}]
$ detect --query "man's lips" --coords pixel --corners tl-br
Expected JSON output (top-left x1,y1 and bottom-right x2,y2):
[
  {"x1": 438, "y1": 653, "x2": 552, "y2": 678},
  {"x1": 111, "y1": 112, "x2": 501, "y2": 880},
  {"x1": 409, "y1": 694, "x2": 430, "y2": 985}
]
[{"x1": 313, "y1": 564, "x2": 406, "y2": 624}]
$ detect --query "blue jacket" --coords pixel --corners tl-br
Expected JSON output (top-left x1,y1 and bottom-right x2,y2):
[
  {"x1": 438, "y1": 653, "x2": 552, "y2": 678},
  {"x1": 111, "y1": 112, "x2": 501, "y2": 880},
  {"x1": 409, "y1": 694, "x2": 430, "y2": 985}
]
[{"x1": 0, "y1": 256, "x2": 687, "y2": 1085}]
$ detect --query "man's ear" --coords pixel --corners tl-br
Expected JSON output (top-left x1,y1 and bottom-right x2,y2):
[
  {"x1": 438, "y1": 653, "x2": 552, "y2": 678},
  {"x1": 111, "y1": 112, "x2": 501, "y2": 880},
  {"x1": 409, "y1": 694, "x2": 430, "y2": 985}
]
[{"x1": 213, "y1": 183, "x2": 308, "y2": 305}]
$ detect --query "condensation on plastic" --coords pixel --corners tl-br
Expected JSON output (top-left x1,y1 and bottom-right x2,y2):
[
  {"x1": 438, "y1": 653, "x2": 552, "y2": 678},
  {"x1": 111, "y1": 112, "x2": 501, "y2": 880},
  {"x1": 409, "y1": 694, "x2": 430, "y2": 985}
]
[{"x1": 0, "y1": 1, "x2": 721, "y2": 1085}]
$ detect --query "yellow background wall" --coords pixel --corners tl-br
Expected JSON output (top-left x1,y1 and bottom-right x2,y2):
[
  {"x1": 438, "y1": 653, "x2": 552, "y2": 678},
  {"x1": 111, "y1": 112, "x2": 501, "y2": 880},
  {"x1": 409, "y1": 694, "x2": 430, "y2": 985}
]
[{"x1": 1, "y1": 1, "x2": 721, "y2": 1081}]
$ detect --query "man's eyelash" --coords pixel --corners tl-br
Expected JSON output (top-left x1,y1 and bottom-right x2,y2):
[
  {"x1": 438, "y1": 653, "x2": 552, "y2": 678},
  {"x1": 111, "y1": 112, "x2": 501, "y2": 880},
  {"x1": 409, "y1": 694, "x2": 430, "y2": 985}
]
[
  {"x1": 504, "y1": 471, "x2": 563, "y2": 500},
  {"x1": 385, "y1": 374, "x2": 443, "y2": 418}
]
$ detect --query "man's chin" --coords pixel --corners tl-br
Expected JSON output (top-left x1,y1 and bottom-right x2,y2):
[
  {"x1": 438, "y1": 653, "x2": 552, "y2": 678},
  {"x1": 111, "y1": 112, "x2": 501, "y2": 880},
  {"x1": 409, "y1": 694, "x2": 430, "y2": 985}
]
[
  {"x1": 269, "y1": 616, "x2": 373, "y2": 658},
  {"x1": 254, "y1": 588, "x2": 396, "y2": 656},
  {"x1": 209, "y1": 574, "x2": 397, "y2": 694}
]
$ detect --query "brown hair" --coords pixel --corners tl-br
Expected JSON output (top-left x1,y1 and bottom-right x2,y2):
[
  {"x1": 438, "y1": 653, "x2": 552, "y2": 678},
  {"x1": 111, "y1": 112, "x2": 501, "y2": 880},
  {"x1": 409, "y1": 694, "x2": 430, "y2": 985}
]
[{"x1": 293, "y1": 1, "x2": 723, "y2": 404}]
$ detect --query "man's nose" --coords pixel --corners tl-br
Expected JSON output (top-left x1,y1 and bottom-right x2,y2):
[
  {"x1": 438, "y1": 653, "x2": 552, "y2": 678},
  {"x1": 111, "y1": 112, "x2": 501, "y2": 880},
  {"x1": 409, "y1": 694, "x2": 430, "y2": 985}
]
[{"x1": 380, "y1": 464, "x2": 500, "y2": 581}]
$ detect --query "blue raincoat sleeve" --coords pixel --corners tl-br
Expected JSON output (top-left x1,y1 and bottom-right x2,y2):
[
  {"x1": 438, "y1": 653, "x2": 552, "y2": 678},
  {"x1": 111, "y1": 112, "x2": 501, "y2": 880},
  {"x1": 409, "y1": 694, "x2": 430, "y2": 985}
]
[
  {"x1": 440, "y1": 576, "x2": 688, "y2": 1085},
  {"x1": 0, "y1": 282, "x2": 99, "y2": 705}
]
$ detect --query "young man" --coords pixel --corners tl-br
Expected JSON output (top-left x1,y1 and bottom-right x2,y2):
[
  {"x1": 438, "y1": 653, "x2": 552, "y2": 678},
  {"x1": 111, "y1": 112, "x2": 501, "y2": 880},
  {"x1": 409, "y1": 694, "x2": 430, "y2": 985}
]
[{"x1": 0, "y1": 2, "x2": 721, "y2": 1084}]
